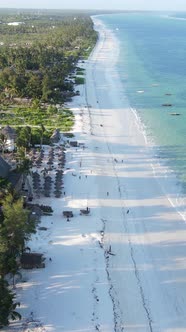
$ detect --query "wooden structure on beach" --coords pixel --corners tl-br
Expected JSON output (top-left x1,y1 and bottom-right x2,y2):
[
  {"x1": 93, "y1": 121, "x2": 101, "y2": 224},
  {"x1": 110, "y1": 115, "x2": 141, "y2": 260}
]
[
  {"x1": 20, "y1": 253, "x2": 45, "y2": 269},
  {"x1": 63, "y1": 211, "x2": 73, "y2": 218},
  {"x1": 70, "y1": 141, "x2": 78, "y2": 147}
]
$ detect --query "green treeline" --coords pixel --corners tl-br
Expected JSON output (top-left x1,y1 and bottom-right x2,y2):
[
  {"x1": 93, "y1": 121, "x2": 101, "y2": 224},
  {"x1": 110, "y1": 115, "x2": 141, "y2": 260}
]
[
  {"x1": 0, "y1": 11, "x2": 97, "y2": 328},
  {"x1": 0, "y1": 193, "x2": 38, "y2": 328},
  {"x1": 0, "y1": 13, "x2": 97, "y2": 102}
]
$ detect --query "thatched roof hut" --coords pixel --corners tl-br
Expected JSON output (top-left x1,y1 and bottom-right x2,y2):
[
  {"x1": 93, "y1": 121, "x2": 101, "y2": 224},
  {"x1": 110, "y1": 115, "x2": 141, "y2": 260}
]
[
  {"x1": 1, "y1": 125, "x2": 17, "y2": 140},
  {"x1": 70, "y1": 141, "x2": 78, "y2": 147},
  {"x1": 20, "y1": 252, "x2": 45, "y2": 269},
  {"x1": 0, "y1": 156, "x2": 11, "y2": 178}
]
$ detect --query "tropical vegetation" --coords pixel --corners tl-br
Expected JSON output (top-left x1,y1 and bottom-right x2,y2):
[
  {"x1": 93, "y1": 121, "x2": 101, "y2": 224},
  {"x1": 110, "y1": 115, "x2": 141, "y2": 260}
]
[{"x1": 0, "y1": 9, "x2": 97, "y2": 328}]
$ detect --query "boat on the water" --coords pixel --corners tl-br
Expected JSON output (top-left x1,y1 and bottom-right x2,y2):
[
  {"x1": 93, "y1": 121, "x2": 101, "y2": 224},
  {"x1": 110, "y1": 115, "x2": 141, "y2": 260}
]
[{"x1": 162, "y1": 103, "x2": 172, "y2": 106}]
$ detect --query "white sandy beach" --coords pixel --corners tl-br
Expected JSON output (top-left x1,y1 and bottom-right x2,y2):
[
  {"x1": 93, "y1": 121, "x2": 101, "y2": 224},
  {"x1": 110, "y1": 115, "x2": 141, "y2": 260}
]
[{"x1": 6, "y1": 17, "x2": 186, "y2": 332}]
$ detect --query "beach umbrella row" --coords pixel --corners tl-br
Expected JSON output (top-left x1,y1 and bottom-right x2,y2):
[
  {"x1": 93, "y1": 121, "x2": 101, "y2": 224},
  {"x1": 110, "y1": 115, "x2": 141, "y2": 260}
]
[
  {"x1": 48, "y1": 148, "x2": 55, "y2": 158},
  {"x1": 47, "y1": 149, "x2": 54, "y2": 165},
  {"x1": 43, "y1": 175, "x2": 52, "y2": 192},
  {"x1": 54, "y1": 189, "x2": 62, "y2": 198},
  {"x1": 32, "y1": 172, "x2": 41, "y2": 190},
  {"x1": 44, "y1": 190, "x2": 50, "y2": 197},
  {"x1": 53, "y1": 169, "x2": 64, "y2": 197},
  {"x1": 47, "y1": 159, "x2": 53, "y2": 165},
  {"x1": 35, "y1": 150, "x2": 44, "y2": 166},
  {"x1": 43, "y1": 172, "x2": 52, "y2": 197}
]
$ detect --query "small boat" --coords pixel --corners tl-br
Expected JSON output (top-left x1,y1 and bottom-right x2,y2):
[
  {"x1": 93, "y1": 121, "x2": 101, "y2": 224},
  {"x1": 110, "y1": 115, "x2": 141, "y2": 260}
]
[
  {"x1": 162, "y1": 103, "x2": 172, "y2": 107},
  {"x1": 170, "y1": 113, "x2": 181, "y2": 116},
  {"x1": 137, "y1": 90, "x2": 144, "y2": 93}
]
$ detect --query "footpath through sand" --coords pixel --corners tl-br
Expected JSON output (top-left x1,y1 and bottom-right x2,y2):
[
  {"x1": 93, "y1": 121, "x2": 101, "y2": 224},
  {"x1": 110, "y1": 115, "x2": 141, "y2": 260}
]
[{"x1": 6, "y1": 17, "x2": 186, "y2": 332}]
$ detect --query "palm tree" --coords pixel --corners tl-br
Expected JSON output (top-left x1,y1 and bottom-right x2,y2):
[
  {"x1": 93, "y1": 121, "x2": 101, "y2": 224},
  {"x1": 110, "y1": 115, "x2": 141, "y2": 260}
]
[
  {"x1": 0, "y1": 278, "x2": 21, "y2": 328},
  {"x1": 8, "y1": 300, "x2": 21, "y2": 323}
]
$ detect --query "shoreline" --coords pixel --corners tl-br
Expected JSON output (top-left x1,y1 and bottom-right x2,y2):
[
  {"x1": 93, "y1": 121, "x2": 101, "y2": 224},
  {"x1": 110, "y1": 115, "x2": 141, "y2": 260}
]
[
  {"x1": 6, "y1": 15, "x2": 186, "y2": 332},
  {"x1": 93, "y1": 16, "x2": 186, "y2": 222}
]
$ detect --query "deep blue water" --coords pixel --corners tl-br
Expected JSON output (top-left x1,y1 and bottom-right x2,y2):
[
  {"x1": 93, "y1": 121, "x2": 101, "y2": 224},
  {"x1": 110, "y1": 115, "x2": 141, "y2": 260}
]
[{"x1": 99, "y1": 13, "x2": 186, "y2": 191}]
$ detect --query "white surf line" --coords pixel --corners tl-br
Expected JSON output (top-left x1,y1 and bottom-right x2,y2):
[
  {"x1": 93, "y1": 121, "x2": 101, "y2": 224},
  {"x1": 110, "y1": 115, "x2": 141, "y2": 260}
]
[
  {"x1": 130, "y1": 107, "x2": 148, "y2": 146},
  {"x1": 151, "y1": 163, "x2": 186, "y2": 222},
  {"x1": 133, "y1": 106, "x2": 186, "y2": 221},
  {"x1": 131, "y1": 94, "x2": 186, "y2": 222}
]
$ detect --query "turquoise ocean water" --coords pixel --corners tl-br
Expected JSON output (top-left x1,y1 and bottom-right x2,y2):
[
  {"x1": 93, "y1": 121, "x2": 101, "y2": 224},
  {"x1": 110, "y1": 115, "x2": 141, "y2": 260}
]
[{"x1": 99, "y1": 13, "x2": 186, "y2": 194}]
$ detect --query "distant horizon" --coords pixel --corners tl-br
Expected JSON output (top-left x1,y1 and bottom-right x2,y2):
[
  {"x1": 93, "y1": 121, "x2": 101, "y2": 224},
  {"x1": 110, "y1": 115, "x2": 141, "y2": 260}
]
[
  {"x1": 0, "y1": 7, "x2": 185, "y2": 13},
  {"x1": 0, "y1": 0, "x2": 186, "y2": 12}
]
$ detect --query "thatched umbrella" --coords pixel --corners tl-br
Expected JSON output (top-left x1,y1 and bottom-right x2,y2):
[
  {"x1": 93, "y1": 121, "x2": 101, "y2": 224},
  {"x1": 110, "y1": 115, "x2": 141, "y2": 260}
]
[
  {"x1": 55, "y1": 193, "x2": 61, "y2": 198},
  {"x1": 33, "y1": 178, "x2": 41, "y2": 185},
  {"x1": 47, "y1": 160, "x2": 53, "y2": 165},
  {"x1": 54, "y1": 189, "x2": 62, "y2": 197},
  {"x1": 44, "y1": 189, "x2": 50, "y2": 197},
  {"x1": 55, "y1": 171, "x2": 62, "y2": 175},
  {"x1": 58, "y1": 163, "x2": 63, "y2": 167},
  {"x1": 45, "y1": 175, "x2": 52, "y2": 180},
  {"x1": 55, "y1": 173, "x2": 63, "y2": 178},
  {"x1": 54, "y1": 183, "x2": 62, "y2": 188}
]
